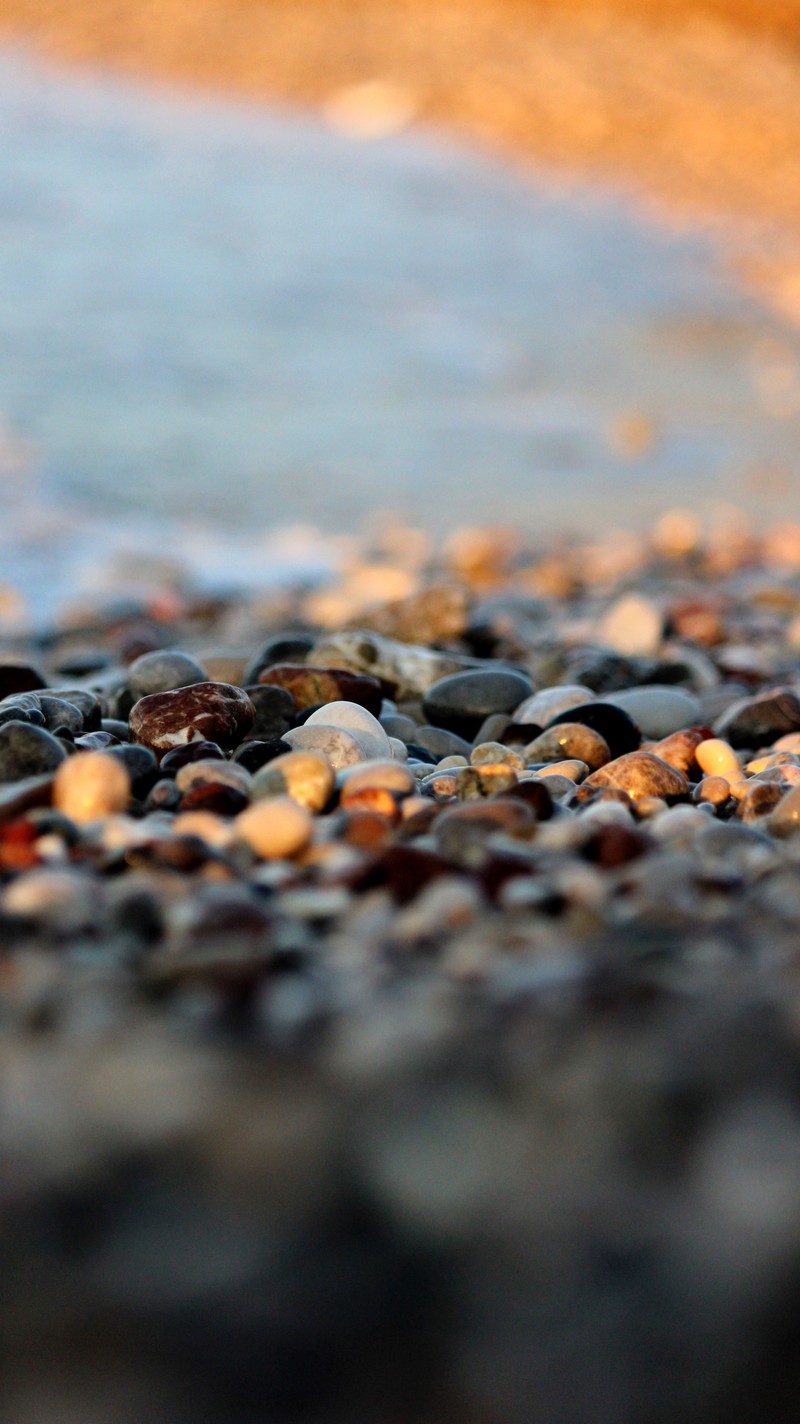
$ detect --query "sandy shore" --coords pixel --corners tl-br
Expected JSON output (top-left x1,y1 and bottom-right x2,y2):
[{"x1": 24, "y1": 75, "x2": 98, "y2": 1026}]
[{"x1": 3, "y1": 1, "x2": 800, "y2": 311}]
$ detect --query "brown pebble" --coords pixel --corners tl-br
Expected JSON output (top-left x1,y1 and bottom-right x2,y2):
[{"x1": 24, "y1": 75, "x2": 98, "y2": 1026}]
[
  {"x1": 233, "y1": 796, "x2": 312, "y2": 859},
  {"x1": 53, "y1": 751, "x2": 131, "y2": 823},
  {"x1": 583, "y1": 750, "x2": 689, "y2": 800},
  {"x1": 130, "y1": 683, "x2": 255, "y2": 754},
  {"x1": 252, "y1": 750, "x2": 335, "y2": 812},
  {"x1": 257, "y1": 663, "x2": 383, "y2": 716},
  {"x1": 523, "y1": 722, "x2": 610, "y2": 770},
  {"x1": 647, "y1": 727, "x2": 709, "y2": 777}
]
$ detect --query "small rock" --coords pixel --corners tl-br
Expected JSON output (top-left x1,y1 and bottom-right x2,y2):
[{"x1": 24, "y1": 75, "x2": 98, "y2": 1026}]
[
  {"x1": 130, "y1": 682, "x2": 255, "y2": 754},
  {"x1": 583, "y1": 750, "x2": 690, "y2": 800},
  {"x1": 282, "y1": 724, "x2": 369, "y2": 769},
  {"x1": 0, "y1": 721, "x2": 68, "y2": 783},
  {"x1": 513, "y1": 685, "x2": 594, "y2": 724},
  {"x1": 128, "y1": 649, "x2": 208, "y2": 698},
  {"x1": 523, "y1": 723, "x2": 610, "y2": 770},
  {"x1": 303, "y1": 700, "x2": 391, "y2": 759},
  {"x1": 257, "y1": 663, "x2": 383, "y2": 716},
  {"x1": 598, "y1": 593, "x2": 663, "y2": 655},
  {"x1": 423, "y1": 668, "x2": 534, "y2": 741},
  {"x1": 546, "y1": 701, "x2": 640, "y2": 758},
  {"x1": 234, "y1": 796, "x2": 313, "y2": 859},
  {"x1": 604, "y1": 685, "x2": 702, "y2": 738},
  {"x1": 252, "y1": 750, "x2": 335, "y2": 812},
  {"x1": 695, "y1": 738, "x2": 741, "y2": 780},
  {"x1": 714, "y1": 687, "x2": 800, "y2": 749},
  {"x1": 53, "y1": 751, "x2": 131, "y2": 822}
]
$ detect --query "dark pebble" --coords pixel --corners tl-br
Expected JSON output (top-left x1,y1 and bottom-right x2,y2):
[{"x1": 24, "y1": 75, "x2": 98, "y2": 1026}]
[
  {"x1": 422, "y1": 668, "x2": 534, "y2": 740},
  {"x1": 130, "y1": 682, "x2": 255, "y2": 754},
  {"x1": 257, "y1": 663, "x2": 383, "y2": 717},
  {"x1": 108, "y1": 743, "x2": 159, "y2": 797},
  {"x1": 0, "y1": 721, "x2": 68, "y2": 783},
  {"x1": 714, "y1": 686, "x2": 800, "y2": 749},
  {"x1": 242, "y1": 631, "x2": 315, "y2": 683},
  {"x1": 411, "y1": 725, "x2": 473, "y2": 760},
  {"x1": 144, "y1": 779, "x2": 182, "y2": 813},
  {"x1": 160, "y1": 741, "x2": 226, "y2": 775},
  {"x1": 128, "y1": 648, "x2": 208, "y2": 698},
  {"x1": 0, "y1": 662, "x2": 46, "y2": 698},
  {"x1": 243, "y1": 684, "x2": 296, "y2": 741},
  {"x1": 232, "y1": 739, "x2": 292, "y2": 772}
]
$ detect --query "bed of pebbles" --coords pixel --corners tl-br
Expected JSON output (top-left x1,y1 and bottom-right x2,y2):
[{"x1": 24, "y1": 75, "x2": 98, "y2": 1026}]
[{"x1": 7, "y1": 513, "x2": 800, "y2": 1423}]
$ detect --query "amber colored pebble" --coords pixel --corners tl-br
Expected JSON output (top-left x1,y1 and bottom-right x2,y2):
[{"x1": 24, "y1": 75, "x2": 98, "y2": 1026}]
[
  {"x1": 339, "y1": 785, "x2": 401, "y2": 821},
  {"x1": 342, "y1": 809, "x2": 396, "y2": 849},
  {"x1": 257, "y1": 663, "x2": 383, "y2": 716},
  {"x1": 648, "y1": 727, "x2": 709, "y2": 777}
]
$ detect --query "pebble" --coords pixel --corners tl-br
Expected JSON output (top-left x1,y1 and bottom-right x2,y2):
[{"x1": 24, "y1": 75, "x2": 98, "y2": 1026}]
[
  {"x1": 604, "y1": 685, "x2": 702, "y2": 739},
  {"x1": 282, "y1": 724, "x2": 370, "y2": 768},
  {"x1": 309, "y1": 629, "x2": 478, "y2": 699},
  {"x1": 53, "y1": 751, "x2": 131, "y2": 823},
  {"x1": 128, "y1": 649, "x2": 208, "y2": 698},
  {"x1": 174, "y1": 759, "x2": 252, "y2": 796},
  {"x1": 0, "y1": 721, "x2": 68, "y2": 782},
  {"x1": 252, "y1": 750, "x2": 335, "y2": 812},
  {"x1": 714, "y1": 687, "x2": 800, "y2": 749},
  {"x1": 582, "y1": 750, "x2": 690, "y2": 800},
  {"x1": 303, "y1": 701, "x2": 392, "y2": 759},
  {"x1": 242, "y1": 685, "x2": 296, "y2": 742},
  {"x1": 257, "y1": 663, "x2": 383, "y2": 716},
  {"x1": 410, "y1": 725, "x2": 472, "y2": 760},
  {"x1": 513, "y1": 684, "x2": 594, "y2": 724},
  {"x1": 129, "y1": 682, "x2": 255, "y2": 753},
  {"x1": 234, "y1": 796, "x2": 313, "y2": 860},
  {"x1": 470, "y1": 741, "x2": 525, "y2": 771},
  {"x1": 598, "y1": 593, "x2": 663, "y2": 655},
  {"x1": 522, "y1": 723, "x2": 610, "y2": 770},
  {"x1": 422, "y1": 668, "x2": 534, "y2": 741},
  {"x1": 545, "y1": 701, "x2": 640, "y2": 758},
  {"x1": 695, "y1": 738, "x2": 741, "y2": 778}
]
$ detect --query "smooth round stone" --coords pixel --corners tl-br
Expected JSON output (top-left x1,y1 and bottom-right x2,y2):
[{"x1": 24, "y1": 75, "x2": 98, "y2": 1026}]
[
  {"x1": 435, "y1": 755, "x2": 469, "y2": 771},
  {"x1": 598, "y1": 593, "x2": 663, "y2": 656},
  {"x1": 513, "y1": 685, "x2": 594, "y2": 725},
  {"x1": 471, "y1": 741, "x2": 524, "y2": 771},
  {"x1": 388, "y1": 737, "x2": 408, "y2": 761},
  {"x1": 545, "y1": 701, "x2": 640, "y2": 758},
  {"x1": 423, "y1": 669, "x2": 534, "y2": 741},
  {"x1": 303, "y1": 700, "x2": 391, "y2": 759},
  {"x1": 380, "y1": 712, "x2": 418, "y2": 742},
  {"x1": 257, "y1": 664, "x2": 383, "y2": 717},
  {"x1": 532, "y1": 759, "x2": 587, "y2": 782},
  {"x1": 522, "y1": 723, "x2": 610, "y2": 771},
  {"x1": 583, "y1": 750, "x2": 690, "y2": 800},
  {"x1": 694, "y1": 775, "x2": 732, "y2": 808},
  {"x1": 52, "y1": 689, "x2": 104, "y2": 731},
  {"x1": 0, "y1": 721, "x2": 67, "y2": 783},
  {"x1": 128, "y1": 649, "x2": 208, "y2": 698},
  {"x1": 714, "y1": 686, "x2": 800, "y2": 749},
  {"x1": 455, "y1": 765, "x2": 518, "y2": 799},
  {"x1": 695, "y1": 738, "x2": 741, "y2": 779},
  {"x1": 309, "y1": 629, "x2": 476, "y2": 700},
  {"x1": 175, "y1": 759, "x2": 252, "y2": 795},
  {"x1": 35, "y1": 696, "x2": 85, "y2": 737},
  {"x1": 160, "y1": 741, "x2": 225, "y2": 774},
  {"x1": 232, "y1": 738, "x2": 292, "y2": 772},
  {"x1": 604, "y1": 685, "x2": 702, "y2": 739},
  {"x1": 130, "y1": 682, "x2": 255, "y2": 753},
  {"x1": 234, "y1": 796, "x2": 312, "y2": 859},
  {"x1": 242, "y1": 632, "x2": 315, "y2": 684},
  {"x1": 107, "y1": 743, "x2": 158, "y2": 796},
  {"x1": 282, "y1": 724, "x2": 369, "y2": 769},
  {"x1": 252, "y1": 750, "x2": 335, "y2": 812},
  {"x1": 648, "y1": 728, "x2": 707, "y2": 776},
  {"x1": 53, "y1": 750, "x2": 131, "y2": 823}
]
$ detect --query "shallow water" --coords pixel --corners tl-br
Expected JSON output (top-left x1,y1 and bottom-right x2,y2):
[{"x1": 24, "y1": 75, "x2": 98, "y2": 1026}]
[{"x1": 1, "y1": 46, "x2": 800, "y2": 618}]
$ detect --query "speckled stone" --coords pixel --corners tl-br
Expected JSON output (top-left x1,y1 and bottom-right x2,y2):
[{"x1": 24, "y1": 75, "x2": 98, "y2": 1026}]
[
  {"x1": 455, "y1": 764, "x2": 518, "y2": 799},
  {"x1": 252, "y1": 750, "x2": 335, "y2": 812},
  {"x1": 234, "y1": 796, "x2": 313, "y2": 859},
  {"x1": 422, "y1": 669, "x2": 534, "y2": 741},
  {"x1": 257, "y1": 664, "x2": 383, "y2": 716},
  {"x1": 128, "y1": 649, "x2": 208, "y2": 699},
  {"x1": 470, "y1": 741, "x2": 525, "y2": 771},
  {"x1": 53, "y1": 751, "x2": 131, "y2": 822},
  {"x1": 282, "y1": 724, "x2": 369, "y2": 769},
  {"x1": 130, "y1": 683, "x2": 255, "y2": 754},
  {"x1": 303, "y1": 701, "x2": 391, "y2": 759},
  {"x1": 310, "y1": 629, "x2": 481, "y2": 700},
  {"x1": 0, "y1": 721, "x2": 68, "y2": 783},
  {"x1": 605, "y1": 685, "x2": 702, "y2": 739},
  {"x1": 583, "y1": 750, "x2": 690, "y2": 800},
  {"x1": 523, "y1": 723, "x2": 610, "y2": 771},
  {"x1": 714, "y1": 687, "x2": 800, "y2": 749},
  {"x1": 174, "y1": 759, "x2": 252, "y2": 796},
  {"x1": 545, "y1": 701, "x2": 640, "y2": 758}
]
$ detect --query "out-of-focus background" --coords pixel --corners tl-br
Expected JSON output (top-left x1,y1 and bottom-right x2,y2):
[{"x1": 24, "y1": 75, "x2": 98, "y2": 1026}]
[{"x1": 1, "y1": 0, "x2": 800, "y2": 615}]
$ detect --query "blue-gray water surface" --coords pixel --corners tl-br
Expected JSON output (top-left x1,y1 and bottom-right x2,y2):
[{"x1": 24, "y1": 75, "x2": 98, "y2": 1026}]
[{"x1": 1, "y1": 46, "x2": 800, "y2": 617}]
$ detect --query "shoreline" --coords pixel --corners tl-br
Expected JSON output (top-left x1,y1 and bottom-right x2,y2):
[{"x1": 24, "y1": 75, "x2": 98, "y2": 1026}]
[{"x1": 4, "y1": 2, "x2": 800, "y2": 313}]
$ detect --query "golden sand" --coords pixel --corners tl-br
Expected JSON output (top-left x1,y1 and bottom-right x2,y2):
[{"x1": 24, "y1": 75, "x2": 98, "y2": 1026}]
[{"x1": 3, "y1": 1, "x2": 800, "y2": 306}]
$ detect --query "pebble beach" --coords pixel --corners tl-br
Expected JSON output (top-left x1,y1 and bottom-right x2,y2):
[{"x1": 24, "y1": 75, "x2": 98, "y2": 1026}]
[
  {"x1": 6, "y1": 515, "x2": 800, "y2": 1420},
  {"x1": 5, "y1": 4, "x2": 800, "y2": 1420}
]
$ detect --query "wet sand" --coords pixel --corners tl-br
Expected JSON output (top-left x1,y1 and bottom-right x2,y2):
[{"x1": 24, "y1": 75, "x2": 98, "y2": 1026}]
[{"x1": 4, "y1": 1, "x2": 800, "y2": 311}]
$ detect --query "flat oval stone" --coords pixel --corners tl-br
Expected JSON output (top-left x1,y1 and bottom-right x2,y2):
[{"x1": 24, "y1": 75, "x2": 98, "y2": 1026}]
[
  {"x1": 0, "y1": 721, "x2": 68, "y2": 783},
  {"x1": 257, "y1": 663, "x2": 383, "y2": 716},
  {"x1": 604, "y1": 685, "x2": 702, "y2": 739},
  {"x1": 0, "y1": 662, "x2": 46, "y2": 698},
  {"x1": 410, "y1": 725, "x2": 472, "y2": 761},
  {"x1": 241, "y1": 684, "x2": 296, "y2": 741},
  {"x1": 523, "y1": 723, "x2": 610, "y2": 770},
  {"x1": 423, "y1": 669, "x2": 534, "y2": 741},
  {"x1": 303, "y1": 701, "x2": 391, "y2": 759},
  {"x1": 128, "y1": 649, "x2": 208, "y2": 698},
  {"x1": 53, "y1": 751, "x2": 131, "y2": 822},
  {"x1": 513, "y1": 685, "x2": 594, "y2": 725},
  {"x1": 234, "y1": 796, "x2": 312, "y2": 859},
  {"x1": 583, "y1": 750, "x2": 690, "y2": 800},
  {"x1": 129, "y1": 683, "x2": 255, "y2": 754},
  {"x1": 546, "y1": 701, "x2": 640, "y2": 758},
  {"x1": 714, "y1": 686, "x2": 800, "y2": 749},
  {"x1": 282, "y1": 724, "x2": 368, "y2": 769},
  {"x1": 647, "y1": 728, "x2": 708, "y2": 777},
  {"x1": 338, "y1": 759, "x2": 416, "y2": 799},
  {"x1": 252, "y1": 750, "x2": 335, "y2": 812},
  {"x1": 242, "y1": 632, "x2": 315, "y2": 684}
]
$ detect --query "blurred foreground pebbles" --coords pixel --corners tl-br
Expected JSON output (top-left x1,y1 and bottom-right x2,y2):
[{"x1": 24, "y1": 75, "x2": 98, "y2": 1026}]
[{"x1": 10, "y1": 514, "x2": 800, "y2": 1420}]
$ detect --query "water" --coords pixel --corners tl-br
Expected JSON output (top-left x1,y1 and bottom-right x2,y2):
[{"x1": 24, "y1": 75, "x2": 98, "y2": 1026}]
[{"x1": 1, "y1": 45, "x2": 800, "y2": 619}]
